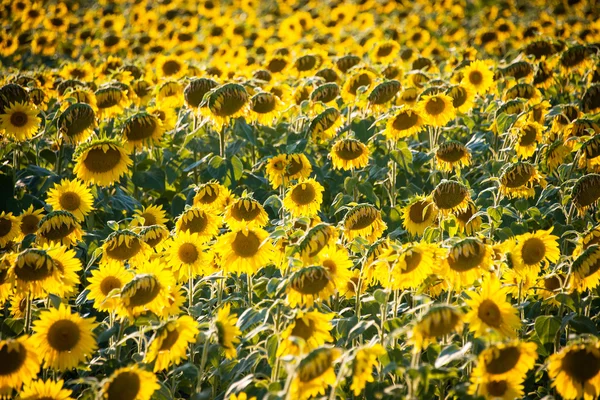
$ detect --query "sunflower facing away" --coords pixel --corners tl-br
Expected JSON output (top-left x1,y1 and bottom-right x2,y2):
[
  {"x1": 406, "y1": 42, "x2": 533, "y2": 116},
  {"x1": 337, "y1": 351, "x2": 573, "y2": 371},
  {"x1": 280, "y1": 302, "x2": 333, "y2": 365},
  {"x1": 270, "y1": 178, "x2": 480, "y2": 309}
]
[
  {"x1": 342, "y1": 204, "x2": 387, "y2": 243},
  {"x1": 290, "y1": 347, "x2": 341, "y2": 400},
  {"x1": 223, "y1": 197, "x2": 268, "y2": 230},
  {"x1": 287, "y1": 265, "x2": 336, "y2": 308},
  {"x1": 277, "y1": 310, "x2": 334, "y2": 357},
  {"x1": 32, "y1": 303, "x2": 98, "y2": 371},
  {"x1": 37, "y1": 210, "x2": 83, "y2": 247},
  {"x1": 410, "y1": 305, "x2": 464, "y2": 351}
]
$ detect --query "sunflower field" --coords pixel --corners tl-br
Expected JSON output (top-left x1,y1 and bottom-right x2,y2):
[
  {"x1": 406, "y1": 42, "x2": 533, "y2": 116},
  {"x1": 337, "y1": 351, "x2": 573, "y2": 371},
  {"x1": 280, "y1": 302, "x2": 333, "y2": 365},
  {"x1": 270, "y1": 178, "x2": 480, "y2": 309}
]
[{"x1": 1, "y1": 0, "x2": 600, "y2": 399}]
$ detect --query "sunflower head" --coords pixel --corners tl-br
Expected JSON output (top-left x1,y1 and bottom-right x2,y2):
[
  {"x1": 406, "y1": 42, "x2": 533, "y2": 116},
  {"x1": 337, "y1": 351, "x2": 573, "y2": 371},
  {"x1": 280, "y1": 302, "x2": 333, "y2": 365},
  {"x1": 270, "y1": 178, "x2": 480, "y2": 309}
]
[
  {"x1": 37, "y1": 210, "x2": 82, "y2": 247},
  {"x1": 431, "y1": 180, "x2": 470, "y2": 214},
  {"x1": 385, "y1": 106, "x2": 424, "y2": 139},
  {"x1": 308, "y1": 107, "x2": 341, "y2": 142},
  {"x1": 287, "y1": 266, "x2": 336, "y2": 308},
  {"x1": 411, "y1": 305, "x2": 463, "y2": 350},
  {"x1": 184, "y1": 77, "x2": 219, "y2": 108},
  {"x1": 121, "y1": 112, "x2": 164, "y2": 151},
  {"x1": 204, "y1": 83, "x2": 250, "y2": 129},
  {"x1": 402, "y1": 196, "x2": 438, "y2": 236},
  {"x1": 342, "y1": 204, "x2": 387, "y2": 243},
  {"x1": 573, "y1": 174, "x2": 600, "y2": 214},
  {"x1": 0, "y1": 101, "x2": 40, "y2": 141},
  {"x1": 330, "y1": 138, "x2": 370, "y2": 171},
  {"x1": 57, "y1": 103, "x2": 96, "y2": 144},
  {"x1": 436, "y1": 141, "x2": 471, "y2": 173},
  {"x1": 214, "y1": 303, "x2": 241, "y2": 360}
]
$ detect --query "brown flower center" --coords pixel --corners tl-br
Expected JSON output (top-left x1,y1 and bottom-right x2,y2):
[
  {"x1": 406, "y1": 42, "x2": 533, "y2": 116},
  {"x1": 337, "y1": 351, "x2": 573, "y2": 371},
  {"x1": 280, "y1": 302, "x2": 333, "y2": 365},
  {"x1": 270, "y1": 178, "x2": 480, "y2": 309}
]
[
  {"x1": 231, "y1": 231, "x2": 260, "y2": 258},
  {"x1": 485, "y1": 380, "x2": 508, "y2": 396},
  {"x1": 59, "y1": 192, "x2": 81, "y2": 211},
  {"x1": 520, "y1": 237, "x2": 545, "y2": 265},
  {"x1": 179, "y1": 213, "x2": 208, "y2": 234},
  {"x1": 106, "y1": 371, "x2": 141, "y2": 400},
  {"x1": 291, "y1": 183, "x2": 316, "y2": 206},
  {"x1": 469, "y1": 70, "x2": 483, "y2": 85},
  {"x1": 562, "y1": 348, "x2": 600, "y2": 383},
  {"x1": 10, "y1": 111, "x2": 28, "y2": 127},
  {"x1": 100, "y1": 276, "x2": 122, "y2": 296},
  {"x1": 106, "y1": 238, "x2": 142, "y2": 261},
  {"x1": 0, "y1": 343, "x2": 27, "y2": 376},
  {"x1": 409, "y1": 200, "x2": 432, "y2": 223},
  {"x1": 477, "y1": 299, "x2": 502, "y2": 328},
  {"x1": 159, "y1": 328, "x2": 180, "y2": 351},
  {"x1": 0, "y1": 218, "x2": 13, "y2": 237},
  {"x1": 485, "y1": 346, "x2": 521, "y2": 375},
  {"x1": 425, "y1": 97, "x2": 446, "y2": 116},
  {"x1": 47, "y1": 319, "x2": 81, "y2": 352},
  {"x1": 392, "y1": 111, "x2": 419, "y2": 131},
  {"x1": 178, "y1": 243, "x2": 199, "y2": 264},
  {"x1": 83, "y1": 147, "x2": 122, "y2": 173}
]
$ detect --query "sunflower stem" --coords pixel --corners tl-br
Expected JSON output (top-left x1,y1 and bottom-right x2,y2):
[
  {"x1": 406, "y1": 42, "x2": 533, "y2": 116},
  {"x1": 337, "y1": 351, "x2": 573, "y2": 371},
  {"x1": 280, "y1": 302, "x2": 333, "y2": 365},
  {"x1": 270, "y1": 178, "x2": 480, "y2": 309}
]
[
  {"x1": 55, "y1": 138, "x2": 64, "y2": 175},
  {"x1": 219, "y1": 126, "x2": 226, "y2": 159},
  {"x1": 196, "y1": 331, "x2": 212, "y2": 393},
  {"x1": 24, "y1": 291, "x2": 32, "y2": 333},
  {"x1": 188, "y1": 267, "x2": 194, "y2": 313},
  {"x1": 247, "y1": 273, "x2": 253, "y2": 306}
]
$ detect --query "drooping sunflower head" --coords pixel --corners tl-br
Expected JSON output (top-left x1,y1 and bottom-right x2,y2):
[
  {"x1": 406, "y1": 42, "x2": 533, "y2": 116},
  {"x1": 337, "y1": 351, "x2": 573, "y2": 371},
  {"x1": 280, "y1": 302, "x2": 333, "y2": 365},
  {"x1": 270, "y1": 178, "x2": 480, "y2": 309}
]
[
  {"x1": 297, "y1": 223, "x2": 336, "y2": 261},
  {"x1": 0, "y1": 83, "x2": 30, "y2": 114},
  {"x1": 453, "y1": 200, "x2": 482, "y2": 236},
  {"x1": 571, "y1": 245, "x2": 600, "y2": 292},
  {"x1": 446, "y1": 84, "x2": 475, "y2": 114},
  {"x1": 12, "y1": 248, "x2": 58, "y2": 296},
  {"x1": 402, "y1": 196, "x2": 438, "y2": 236},
  {"x1": 139, "y1": 225, "x2": 170, "y2": 251},
  {"x1": 225, "y1": 197, "x2": 268, "y2": 229},
  {"x1": 57, "y1": 103, "x2": 96, "y2": 144},
  {"x1": 431, "y1": 180, "x2": 470, "y2": 215},
  {"x1": 342, "y1": 69, "x2": 376, "y2": 101},
  {"x1": 73, "y1": 137, "x2": 132, "y2": 187},
  {"x1": 310, "y1": 83, "x2": 340, "y2": 105},
  {"x1": 121, "y1": 112, "x2": 164, "y2": 151},
  {"x1": 249, "y1": 91, "x2": 284, "y2": 125},
  {"x1": 308, "y1": 107, "x2": 342, "y2": 142},
  {"x1": 367, "y1": 80, "x2": 401, "y2": 110},
  {"x1": 145, "y1": 315, "x2": 199, "y2": 372},
  {"x1": 573, "y1": 174, "x2": 600, "y2": 215},
  {"x1": 94, "y1": 86, "x2": 128, "y2": 119},
  {"x1": 131, "y1": 204, "x2": 168, "y2": 228},
  {"x1": 175, "y1": 206, "x2": 220, "y2": 239},
  {"x1": 436, "y1": 141, "x2": 471, "y2": 174},
  {"x1": 411, "y1": 305, "x2": 463, "y2": 350},
  {"x1": 285, "y1": 153, "x2": 312, "y2": 181},
  {"x1": 386, "y1": 242, "x2": 436, "y2": 290},
  {"x1": 203, "y1": 83, "x2": 250, "y2": 130},
  {"x1": 445, "y1": 237, "x2": 494, "y2": 288},
  {"x1": 330, "y1": 138, "x2": 370, "y2": 171},
  {"x1": 119, "y1": 265, "x2": 172, "y2": 319},
  {"x1": 342, "y1": 204, "x2": 387, "y2": 243},
  {"x1": 287, "y1": 265, "x2": 336, "y2": 308},
  {"x1": 578, "y1": 135, "x2": 600, "y2": 172},
  {"x1": 290, "y1": 347, "x2": 341, "y2": 400},
  {"x1": 37, "y1": 211, "x2": 83, "y2": 247},
  {"x1": 499, "y1": 162, "x2": 546, "y2": 199},
  {"x1": 385, "y1": 106, "x2": 424, "y2": 140},
  {"x1": 581, "y1": 84, "x2": 600, "y2": 114},
  {"x1": 101, "y1": 230, "x2": 149, "y2": 267},
  {"x1": 277, "y1": 310, "x2": 334, "y2": 357},
  {"x1": 336, "y1": 55, "x2": 361, "y2": 74},
  {"x1": 193, "y1": 181, "x2": 231, "y2": 211},
  {"x1": 0, "y1": 101, "x2": 40, "y2": 141},
  {"x1": 504, "y1": 83, "x2": 541, "y2": 103}
]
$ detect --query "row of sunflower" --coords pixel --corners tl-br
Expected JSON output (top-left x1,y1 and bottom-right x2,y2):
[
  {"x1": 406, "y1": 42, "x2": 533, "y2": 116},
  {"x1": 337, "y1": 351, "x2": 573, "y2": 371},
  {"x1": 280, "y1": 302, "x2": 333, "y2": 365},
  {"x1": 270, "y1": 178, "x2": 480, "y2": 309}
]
[{"x1": 0, "y1": 0, "x2": 600, "y2": 399}]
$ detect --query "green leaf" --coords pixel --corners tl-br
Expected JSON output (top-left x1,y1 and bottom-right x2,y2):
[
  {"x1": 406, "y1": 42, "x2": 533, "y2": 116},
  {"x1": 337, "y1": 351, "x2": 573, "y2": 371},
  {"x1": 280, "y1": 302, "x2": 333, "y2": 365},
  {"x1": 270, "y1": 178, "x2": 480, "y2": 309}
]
[
  {"x1": 230, "y1": 155, "x2": 244, "y2": 181},
  {"x1": 569, "y1": 316, "x2": 598, "y2": 335},
  {"x1": 374, "y1": 289, "x2": 388, "y2": 304},
  {"x1": 435, "y1": 343, "x2": 472, "y2": 368},
  {"x1": 534, "y1": 315, "x2": 561, "y2": 344},
  {"x1": 132, "y1": 167, "x2": 166, "y2": 193}
]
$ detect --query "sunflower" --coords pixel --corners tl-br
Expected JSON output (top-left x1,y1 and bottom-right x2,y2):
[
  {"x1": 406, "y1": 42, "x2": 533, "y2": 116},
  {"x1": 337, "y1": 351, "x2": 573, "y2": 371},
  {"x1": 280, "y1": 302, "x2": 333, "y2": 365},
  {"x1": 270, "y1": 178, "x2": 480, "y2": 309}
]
[
  {"x1": 289, "y1": 347, "x2": 341, "y2": 400},
  {"x1": 193, "y1": 181, "x2": 232, "y2": 211},
  {"x1": 287, "y1": 266, "x2": 336, "y2": 308},
  {"x1": 367, "y1": 80, "x2": 401, "y2": 111},
  {"x1": 310, "y1": 83, "x2": 341, "y2": 108},
  {"x1": 446, "y1": 84, "x2": 475, "y2": 114},
  {"x1": 100, "y1": 230, "x2": 150, "y2": 268},
  {"x1": 454, "y1": 200, "x2": 482, "y2": 236},
  {"x1": 411, "y1": 305, "x2": 464, "y2": 351},
  {"x1": 118, "y1": 259, "x2": 175, "y2": 319},
  {"x1": 43, "y1": 244, "x2": 81, "y2": 298},
  {"x1": 73, "y1": 138, "x2": 132, "y2": 187},
  {"x1": 86, "y1": 263, "x2": 132, "y2": 312},
  {"x1": 417, "y1": 93, "x2": 456, "y2": 127},
  {"x1": 285, "y1": 153, "x2": 313, "y2": 182},
  {"x1": 471, "y1": 341, "x2": 538, "y2": 383},
  {"x1": 579, "y1": 136, "x2": 600, "y2": 172},
  {"x1": 145, "y1": 315, "x2": 199, "y2": 372},
  {"x1": 330, "y1": 138, "x2": 370, "y2": 171},
  {"x1": 512, "y1": 121, "x2": 543, "y2": 159},
  {"x1": 573, "y1": 174, "x2": 600, "y2": 215},
  {"x1": 342, "y1": 204, "x2": 387, "y2": 243},
  {"x1": 444, "y1": 237, "x2": 494, "y2": 288},
  {"x1": 166, "y1": 231, "x2": 207, "y2": 282},
  {"x1": 297, "y1": 223, "x2": 337, "y2": 261},
  {"x1": 0, "y1": 257, "x2": 13, "y2": 304},
  {"x1": 386, "y1": 242, "x2": 436, "y2": 290},
  {"x1": 224, "y1": 197, "x2": 268, "y2": 230},
  {"x1": 468, "y1": 377, "x2": 524, "y2": 400},
  {"x1": 307, "y1": 107, "x2": 342, "y2": 142},
  {"x1": 571, "y1": 245, "x2": 600, "y2": 292},
  {"x1": 384, "y1": 106, "x2": 424, "y2": 139},
  {"x1": 94, "y1": 86, "x2": 128, "y2": 119},
  {"x1": 100, "y1": 365, "x2": 159, "y2": 400},
  {"x1": 545, "y1": 141, "x2": 571, "y2": 172},
  {"x1": 214, "y1": 303, "x2": 241, "y2": 360},
  {"x1": 464, "y1": 277, "x2": 521, "y2": 338},
  {"x1": 284, "y1": 178, "x2": 325, "y2": 218},
  {"x1": 147, "y1": 105, "x2": 177, "y2": 132},
  {"x1": 499, "y1": 162, "x2": 546, "y2": 199},
  {"x1": 548, "y1": 340, "x2": 600, "y2": 400},
  {"x1": 342, "y1": 69, "x2": 377, "y2": 102},
  {"x1": 350, "y1": 344, "x2": 386, "y2": 396},
  {"x1": 175, "y1": 207, "x2": 220, "y2": 239},
  {"x1": 57, "y1": 103, "x2": 96, "y2": 144},
  {"x1": 277, "y1": 310, "x2": 334, "y2": 357},
  {"x1": 436, "y1": 141, "x2": 472, "y2": 174},
  {"x1": 130, "y1": 205, "x2": 168, "y2": 228},
  {"x1": 431, "y1": 180, "x2": 470, "y2": 215},
  {"x1": 32, "y1": 304, "x2": 98, "y2": 371},
  {"x1": 18, "y1": 379, "x2": 74, "y2": 400},
  {"x1": 214, "y1": 227, "x2": 274, "y2": 275},
  {"x1": 511, "y1": 228, "x2": 560, "y2": 273},
  {"x1": 46, "y1": 179, "x2": 94, "y2": 221},
  {"x1": 155, "y1": 54, "x2": 187, "y2": 79},
  {"x1": 201, "y1": 83, "x2": 250, "y2": 131},
  {"x1": 121, "y1": 112, "x2": 164, "y2": 151},
  {"x1": 10, "y1": 248, "x2": 62, "y2": 297},
  {"x1": 317, "y1": 245, "x2": 353, "y2": 291},
  {"x1": 461, "y1": 60, "x2": 494, "y2": 94},
  {"x1": 0, "y1": 101, "x2": 40, "y2": 141},
  {"x1": 0, "y1": 212, "x2": 21, "y2": 247},
  {"x1": 140, "y1": 225, "x2": 170, "y2": 251},
  {"x1": 249, "y1": 92, "x2": 284, "y2": 125},
  {"x1": 155, "y1": 80, "x2": 184, "y2": 108},
  {"x1": 0, "y1": 336, "x2": 40, "y2": 391}
]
